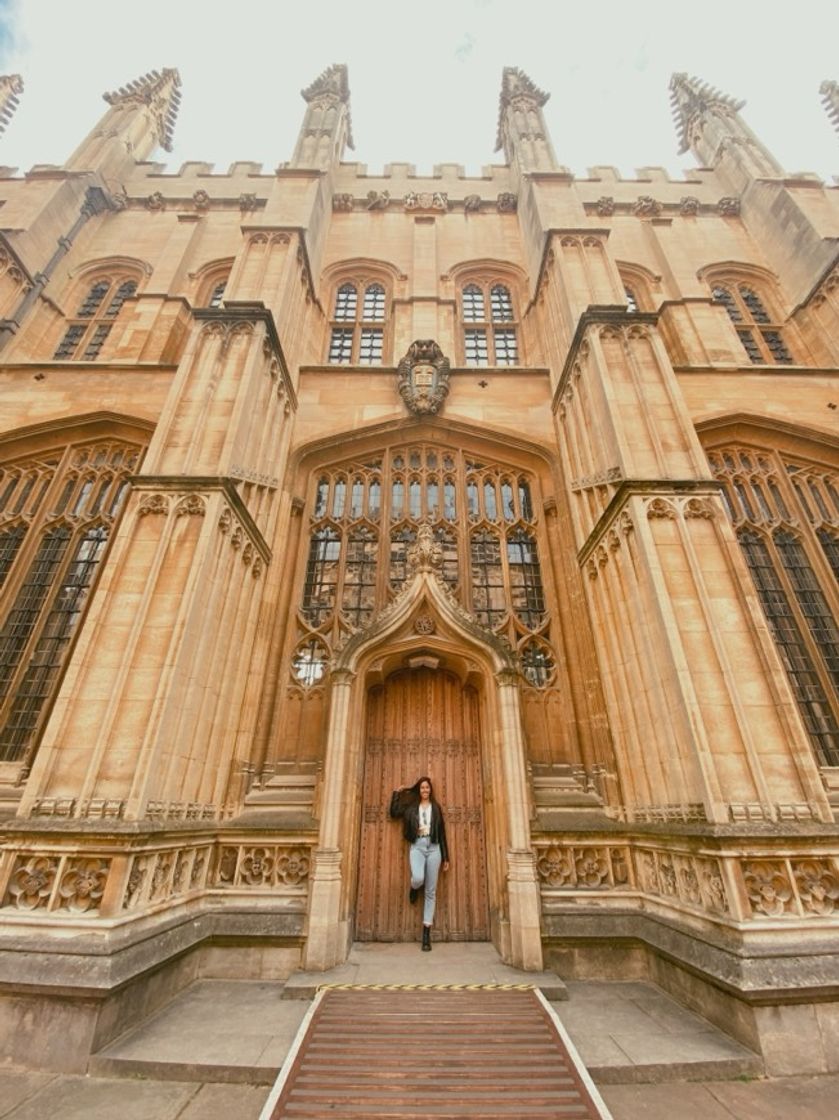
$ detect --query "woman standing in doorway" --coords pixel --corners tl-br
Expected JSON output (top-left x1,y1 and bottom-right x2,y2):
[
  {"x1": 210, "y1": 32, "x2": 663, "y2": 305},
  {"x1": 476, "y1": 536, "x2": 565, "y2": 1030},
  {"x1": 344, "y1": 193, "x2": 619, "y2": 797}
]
[{"x1": 389, "y1": 776, "x2": 450, "y2": 951}]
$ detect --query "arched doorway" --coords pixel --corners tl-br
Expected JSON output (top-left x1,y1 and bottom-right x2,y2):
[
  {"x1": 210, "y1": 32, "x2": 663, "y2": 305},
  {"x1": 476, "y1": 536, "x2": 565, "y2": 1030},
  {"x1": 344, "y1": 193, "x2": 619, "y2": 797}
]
[{"x1": 356, "y1": 665, "x2": 490, "y2": 941}]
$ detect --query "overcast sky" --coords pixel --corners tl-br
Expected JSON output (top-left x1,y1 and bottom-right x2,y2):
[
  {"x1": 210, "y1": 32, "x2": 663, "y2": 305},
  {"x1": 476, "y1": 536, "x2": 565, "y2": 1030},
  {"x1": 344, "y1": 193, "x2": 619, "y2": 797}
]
[{"x1": 1, "y1": 0, "x2": 838, "y2": 182}]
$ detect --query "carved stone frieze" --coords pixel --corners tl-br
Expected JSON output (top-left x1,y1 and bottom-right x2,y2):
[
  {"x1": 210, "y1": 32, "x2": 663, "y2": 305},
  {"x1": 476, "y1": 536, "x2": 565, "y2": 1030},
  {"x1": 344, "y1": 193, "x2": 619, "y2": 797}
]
[
  {"x1": 743, "y1": 860, "x2": 796, "y2": 917},
  {"x1": 404, "y1": 191, "x2": 448, "y2": 212},
  {"x1": 214, "y1": 844, "x2": 311, "y2": 888},
  {"x1": 463, "y1": 194, "x2": 482, "y2": 212},
  {"x1": 366, "y1": 190, "x2": 390, "y2": 210},
  {"x1": 595, "y1": 196, "x2": 615, "y2": 216},
  {"x1": 138, "y1": 493, "x2": 170, "y2": 517},
  {"x1": 679, "y1": 195, "x2": 700, "y2": 216},
  {"x1": 332, "y1": 193, "x2": 354, "y2": 212},
  {"x1": 496, "y1": 192, "x2": 518, "y2": 213},
  {"x1": 192, "y1": 189, "x2": 210, "y2": 212},
  {"x1": 145, "y1": 191, "x2": 165, "y2": 211},
  {"x1": 633, "y1": 195, "x2": 662, "y2": 217},
  {"x1": 718, "y1": 196, "x2": 741, "y2": 217}
]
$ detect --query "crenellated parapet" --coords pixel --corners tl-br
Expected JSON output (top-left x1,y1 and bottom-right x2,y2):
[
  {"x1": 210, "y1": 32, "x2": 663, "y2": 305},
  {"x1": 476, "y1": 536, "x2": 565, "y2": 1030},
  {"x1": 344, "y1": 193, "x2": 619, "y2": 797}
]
[{"x1": 0, "y1": 74, "x2": 23, "y2": 138}]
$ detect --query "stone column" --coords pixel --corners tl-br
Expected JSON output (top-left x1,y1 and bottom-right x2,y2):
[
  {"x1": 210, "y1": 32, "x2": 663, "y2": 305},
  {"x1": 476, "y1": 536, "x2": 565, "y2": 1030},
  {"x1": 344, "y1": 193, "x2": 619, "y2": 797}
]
[
  {"x1": 496, "y1": 669, "x2": 544, "y2": 970},
  {"x1": 303, "y1": 668, "x2": 355, "y2": 970}
]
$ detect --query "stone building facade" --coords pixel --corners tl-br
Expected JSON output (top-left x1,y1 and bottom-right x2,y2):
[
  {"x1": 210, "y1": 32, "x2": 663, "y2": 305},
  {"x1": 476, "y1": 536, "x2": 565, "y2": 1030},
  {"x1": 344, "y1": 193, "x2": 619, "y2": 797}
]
[{"x1": 0, "y1": 64, "x2": 839, "y2": 1074}]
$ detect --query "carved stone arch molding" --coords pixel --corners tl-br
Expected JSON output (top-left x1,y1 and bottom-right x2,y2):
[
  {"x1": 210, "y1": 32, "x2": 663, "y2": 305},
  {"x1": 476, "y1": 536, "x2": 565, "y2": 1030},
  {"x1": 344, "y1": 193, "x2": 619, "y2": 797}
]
[{"x1": 304, "y1": 522, "x2": 544, "y2": 974}]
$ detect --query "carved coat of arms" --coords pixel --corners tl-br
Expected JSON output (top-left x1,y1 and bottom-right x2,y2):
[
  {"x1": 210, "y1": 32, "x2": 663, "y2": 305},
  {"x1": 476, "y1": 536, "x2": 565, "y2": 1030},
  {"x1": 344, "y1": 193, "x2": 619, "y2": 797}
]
[{"x1": 397, "y1": 339, "x2": 451, "y2": 415}]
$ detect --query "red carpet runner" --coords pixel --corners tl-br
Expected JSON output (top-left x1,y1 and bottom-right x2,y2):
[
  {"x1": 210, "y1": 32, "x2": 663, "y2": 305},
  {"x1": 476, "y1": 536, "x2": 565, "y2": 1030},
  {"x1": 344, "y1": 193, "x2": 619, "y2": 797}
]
[{"x1": 261, "y1": 984, "x2": 613, "y2": 1119}]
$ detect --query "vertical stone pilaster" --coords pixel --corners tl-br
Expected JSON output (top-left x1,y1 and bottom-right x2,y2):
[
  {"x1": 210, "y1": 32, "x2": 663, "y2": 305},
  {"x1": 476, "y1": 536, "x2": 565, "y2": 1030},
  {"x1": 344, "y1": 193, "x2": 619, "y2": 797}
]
[{"x1": 556, "y1": 314, "x2": 831, "y2": 824}]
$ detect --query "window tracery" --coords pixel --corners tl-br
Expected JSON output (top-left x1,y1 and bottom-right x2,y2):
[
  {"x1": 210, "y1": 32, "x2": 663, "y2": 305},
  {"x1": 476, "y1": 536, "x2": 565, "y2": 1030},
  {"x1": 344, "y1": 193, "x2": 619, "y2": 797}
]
[
  {"x1": 460, "y1": 280, "x2": 520, "y2": 367},
  {"x1": 710, "y1": 281, "x2": 794, "y2": 365},
  {"x1": 708, "y1": 444, "x2": 839, "y2": 765},
  {"x1": 53, "y1": 275, "x2": 140, "y2": 360},
  {"x1": 0, "y1": 437, "x2": 144, "y2": 765},
  {"x1": 326, "y1": 278, "x2": 388, "y2": 365},
  {"x1": 292, "y1": 443, "x2": 554, "y2": 689}
]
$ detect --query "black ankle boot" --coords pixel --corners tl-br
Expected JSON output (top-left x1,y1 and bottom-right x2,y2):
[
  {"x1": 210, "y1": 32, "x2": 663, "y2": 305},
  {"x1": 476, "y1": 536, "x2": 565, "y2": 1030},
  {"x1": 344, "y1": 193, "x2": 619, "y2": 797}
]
[{"x1": 421, "y1": 925, "x2": 431, "y2": 951}]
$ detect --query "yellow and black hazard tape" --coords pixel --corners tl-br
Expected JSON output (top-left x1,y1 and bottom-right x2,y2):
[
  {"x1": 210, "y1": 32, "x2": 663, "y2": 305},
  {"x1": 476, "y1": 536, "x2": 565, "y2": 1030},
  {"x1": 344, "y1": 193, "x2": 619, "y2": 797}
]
[{"x1": 317, "y1": 982, "x2": 536, "y2": 992}]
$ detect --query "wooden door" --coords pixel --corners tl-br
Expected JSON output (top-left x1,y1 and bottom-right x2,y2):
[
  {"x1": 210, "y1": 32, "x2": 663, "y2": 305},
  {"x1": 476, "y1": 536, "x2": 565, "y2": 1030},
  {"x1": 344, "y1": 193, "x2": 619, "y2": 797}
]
[{"x1": 356, "y1": 667, "x2": 490, "y2": 942}]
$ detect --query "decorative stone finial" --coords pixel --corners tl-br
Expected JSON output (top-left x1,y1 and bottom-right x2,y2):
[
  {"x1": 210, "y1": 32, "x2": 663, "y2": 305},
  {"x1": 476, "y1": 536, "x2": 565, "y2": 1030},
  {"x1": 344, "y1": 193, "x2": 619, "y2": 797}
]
[
  {"x1": 407, "y1": 522, "x2": 444, "y2": 574},
  {"x1": 495, "y1": 67, "x2": 550, "y2": 152},
  {"x1": 301, "y1": 63, "x2": 354, "y2": 149},
  {"x1": 821, "y1": 80, "x2": 839, "y2": 137},
  {"x1": 669, "y1": 73, "x2": 744, "y2": 155},
  {"x1": 103, "y1": 68, "x2": 182, "y2": 151},
  {"x1": 0, "y1": 74, "x2": 23, "y2": 137}
]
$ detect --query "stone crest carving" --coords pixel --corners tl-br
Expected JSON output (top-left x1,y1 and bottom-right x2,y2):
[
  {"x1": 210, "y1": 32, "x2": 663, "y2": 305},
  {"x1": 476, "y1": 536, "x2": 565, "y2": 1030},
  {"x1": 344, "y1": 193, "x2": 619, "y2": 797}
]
[
  {"x1": 404, "y1": 191, "x2": 448, "y2": 212},
  {"x1": 397, "y1": 339, "x2": 451, "y2": 415}
]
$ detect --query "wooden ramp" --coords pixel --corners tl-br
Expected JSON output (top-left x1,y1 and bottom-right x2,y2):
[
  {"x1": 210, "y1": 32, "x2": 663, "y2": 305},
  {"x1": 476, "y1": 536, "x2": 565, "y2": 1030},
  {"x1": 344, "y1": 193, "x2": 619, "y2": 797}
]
[{"x1": 260, "y1": 984, "x2": 613, "y2": 1120}]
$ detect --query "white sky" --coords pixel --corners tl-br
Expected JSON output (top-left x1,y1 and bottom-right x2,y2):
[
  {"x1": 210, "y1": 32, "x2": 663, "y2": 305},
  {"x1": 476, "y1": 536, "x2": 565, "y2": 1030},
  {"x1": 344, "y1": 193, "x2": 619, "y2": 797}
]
[{"x1": 1, "y1": 0, "x2": 838, "y2": 183}]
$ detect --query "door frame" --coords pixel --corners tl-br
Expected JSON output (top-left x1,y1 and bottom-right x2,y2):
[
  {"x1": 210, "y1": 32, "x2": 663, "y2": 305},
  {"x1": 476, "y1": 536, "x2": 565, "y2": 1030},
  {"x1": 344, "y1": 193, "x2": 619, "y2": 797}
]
[{"x1": 302, "y1": 541, "x2": 543, "y2": 972}]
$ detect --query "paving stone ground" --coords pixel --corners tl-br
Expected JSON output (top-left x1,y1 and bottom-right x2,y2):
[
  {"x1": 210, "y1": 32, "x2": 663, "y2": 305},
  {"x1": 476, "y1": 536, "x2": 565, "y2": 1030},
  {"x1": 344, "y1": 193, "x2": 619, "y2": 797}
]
[{"x1": 2, "y1": 945, "x2": 836, "y2": 1118}]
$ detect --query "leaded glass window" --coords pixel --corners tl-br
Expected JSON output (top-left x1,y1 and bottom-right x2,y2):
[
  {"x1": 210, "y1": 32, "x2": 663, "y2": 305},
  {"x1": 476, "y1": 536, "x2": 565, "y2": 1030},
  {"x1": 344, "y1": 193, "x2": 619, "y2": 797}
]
[
  {"x1": 294, "y1": 444, "x2": 554, "y2": 687},
  {"x1": 53, "y1": 276, "x2": 139, "y2": 360},
  {"x1": 709, "y1": 444, "x2": 839, "y2": 766},
  {"x1": 460, "y1": 280, "x2": 520, "y2": 366},
  {"x1": 712, "y1": 282, "x2": 795, "y2": 365},
  {"x1": 0, "y1": 438, "x2": 142, "y2": 764},
  {"x1": 326, "y1": 278, "x2": 389, "y2": 364}
]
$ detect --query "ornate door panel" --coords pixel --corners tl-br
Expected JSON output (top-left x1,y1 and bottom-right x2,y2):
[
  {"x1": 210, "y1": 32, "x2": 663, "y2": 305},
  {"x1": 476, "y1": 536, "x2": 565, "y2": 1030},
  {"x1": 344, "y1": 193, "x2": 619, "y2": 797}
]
[{"x1": 356, "y1": 667, "x2": 490, "y2": 942}]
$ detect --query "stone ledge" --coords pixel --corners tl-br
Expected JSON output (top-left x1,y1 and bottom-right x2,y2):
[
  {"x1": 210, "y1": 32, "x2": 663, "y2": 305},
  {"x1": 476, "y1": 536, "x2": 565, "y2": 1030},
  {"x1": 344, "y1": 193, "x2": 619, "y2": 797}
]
[{"x1": 543, "y1": 908, "x2": 839, "y2": 1001}]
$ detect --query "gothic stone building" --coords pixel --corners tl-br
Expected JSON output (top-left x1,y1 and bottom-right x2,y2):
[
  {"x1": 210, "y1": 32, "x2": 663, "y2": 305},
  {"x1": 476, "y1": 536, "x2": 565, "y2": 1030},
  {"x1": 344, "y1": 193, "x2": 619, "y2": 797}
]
[{"x1": 1, "y1": 66, "x2": 839, "y2": 1074}]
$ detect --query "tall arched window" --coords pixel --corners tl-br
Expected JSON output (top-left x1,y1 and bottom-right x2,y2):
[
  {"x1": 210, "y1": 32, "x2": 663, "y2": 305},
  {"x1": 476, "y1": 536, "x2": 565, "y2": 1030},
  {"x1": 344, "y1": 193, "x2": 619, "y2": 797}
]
[
  {"x1": 711, "y1": 281, "x2": 794, "y2": 365},
  {"x1": 326, "y1": 279, "x2": 388, "y2": 365},
  {"x1": 53, "y1": 275, "x2": 139, "y2": 360},
  {"x1": 0, "y1": 435, "x2": 145, "y2": 767},
  {"x1": 293, "y1": 444, "x2": 554, "y2": 689},
  {"x1": 708, "y1": 444, "x2": 839, "y2": 765},
  {"x1": 460, "y1": 280, "x2": 520, "y2": 367}
]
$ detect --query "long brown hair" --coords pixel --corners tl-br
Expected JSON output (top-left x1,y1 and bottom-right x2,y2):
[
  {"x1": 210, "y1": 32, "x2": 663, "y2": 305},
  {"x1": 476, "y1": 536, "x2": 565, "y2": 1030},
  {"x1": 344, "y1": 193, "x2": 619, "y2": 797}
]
[{"x1": 392, "y1": 775, "x2": 436, "y2": 814}]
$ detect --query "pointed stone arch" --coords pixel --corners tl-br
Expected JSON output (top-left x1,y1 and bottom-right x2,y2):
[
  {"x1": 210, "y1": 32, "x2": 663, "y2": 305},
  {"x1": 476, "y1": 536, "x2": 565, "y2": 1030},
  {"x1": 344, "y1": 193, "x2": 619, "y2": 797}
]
[{"x1": 304, "y1": 524, "x2": 543, "y2": 973}]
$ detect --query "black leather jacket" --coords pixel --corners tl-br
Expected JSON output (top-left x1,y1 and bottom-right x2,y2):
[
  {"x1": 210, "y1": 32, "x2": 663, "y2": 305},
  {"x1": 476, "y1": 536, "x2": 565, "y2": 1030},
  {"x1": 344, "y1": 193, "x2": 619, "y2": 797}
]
[{"x1": 389, "y1": 791, "x2": 450, "y2": 863}]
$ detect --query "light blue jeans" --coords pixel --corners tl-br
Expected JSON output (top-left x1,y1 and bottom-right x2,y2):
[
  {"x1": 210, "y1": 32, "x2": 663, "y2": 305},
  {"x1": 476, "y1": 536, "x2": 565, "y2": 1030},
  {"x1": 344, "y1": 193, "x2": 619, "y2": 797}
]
[{"x1": 410, "y1": 837, "x2": 442, "y2": 926}]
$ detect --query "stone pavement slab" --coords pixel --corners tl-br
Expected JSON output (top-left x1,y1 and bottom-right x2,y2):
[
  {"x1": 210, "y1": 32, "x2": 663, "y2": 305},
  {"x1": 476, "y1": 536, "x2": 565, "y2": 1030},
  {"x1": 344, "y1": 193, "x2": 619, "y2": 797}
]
[
  {"x1": 90, "y1": 980, "x2": 308, "y2": 1085},
  {"x1": 600, "y1": 1074, "x2": 839, "y2": 1119},
  {"x1": 0, "y1": 1074, "x2": 199, "y2": 1120},
  {"x1": 555, "y1": 981, "x2": 762, "y2": 1084},
  {"x1": 0, "y1": 1073, "x2": 56, "y2": 1118}
]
